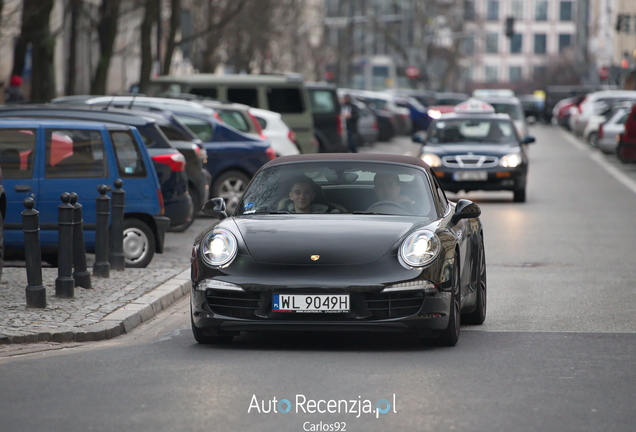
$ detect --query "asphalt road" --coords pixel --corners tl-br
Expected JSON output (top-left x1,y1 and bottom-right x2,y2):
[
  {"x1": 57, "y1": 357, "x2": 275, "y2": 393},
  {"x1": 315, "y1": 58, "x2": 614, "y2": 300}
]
[{"x1": 2, "y1": 125, "x2": 636, "y2": 432}]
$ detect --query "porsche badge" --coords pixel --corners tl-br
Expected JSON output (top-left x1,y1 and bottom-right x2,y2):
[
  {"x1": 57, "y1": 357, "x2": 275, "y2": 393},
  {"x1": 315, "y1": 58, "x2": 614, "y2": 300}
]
[{"x1": 311, "y1": 255, "x2": 320, "y2": 261}]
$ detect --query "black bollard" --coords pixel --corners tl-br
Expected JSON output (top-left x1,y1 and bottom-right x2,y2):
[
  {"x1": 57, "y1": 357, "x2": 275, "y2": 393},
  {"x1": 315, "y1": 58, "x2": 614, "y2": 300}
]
[
  {"x1": 69, "y1": 193, "x2": 91, "y2": 289},
  {"x1": 109, "y1": 179, "x2": 125, "y2": 271},
  {"x1": 22, "y1": 198, "x2": 46, "y2": 308},
  {"x1": 55, "y1": 192, "x2": 75, "y2": 298},
  {"x1": 93, "y1": 185, "x2": 111, "y2": 278}
]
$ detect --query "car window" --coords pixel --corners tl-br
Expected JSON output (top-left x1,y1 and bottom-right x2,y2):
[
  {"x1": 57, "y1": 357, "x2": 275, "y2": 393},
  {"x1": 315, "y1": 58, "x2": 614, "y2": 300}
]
[
  {"x1": 236, "y1": 161, "x2": 437, "y2": 219},
  {"x1": 489, "y1": 103, "x2": 524, "y2": 120},
  {"x1": 255, "y1": 116, "x2": 268, "y2": 130},
  {"x1": 619, "y1": 112, "x2": 630, "y2": 124},
  {"x1": 228, "y1": 88, "x2": 258, "y2": 107},
  {"x1": 110, "y1": 130, "x2": 147, "y2": 178},
  {"x1": 218, "y1": 110, "x2": 250, "y2": 132},
  {"x1": 45, "y1": 129, "x2": 106, "y2": 178},
  {"x1": 267, "y1": 87, "x2": 304, "y2": 114},
  {"x1": 0, "y1": 128, "x2": 37, "y2": 179},
  {"x1": 428, "y1": 119, "x2": 517, "y2": 144},
  {"x1": 175, "y1": 115, "x2": 214, "y2": 142},
  {"x1": 159, "y1": 125, "x2": 194, "y2": 141},
  {"x1": 309, "y1": 89, "x2": 338, "y2": 114}
]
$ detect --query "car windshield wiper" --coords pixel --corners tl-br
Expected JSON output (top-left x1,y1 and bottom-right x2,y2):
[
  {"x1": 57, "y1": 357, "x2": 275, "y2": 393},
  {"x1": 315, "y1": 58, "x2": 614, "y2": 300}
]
[
  {"x1": 352, "y1": 211, "x2": 379, "y2": 215},
  {"x1": 251, "y1": 210, "x2": 290, "y2": 214}
]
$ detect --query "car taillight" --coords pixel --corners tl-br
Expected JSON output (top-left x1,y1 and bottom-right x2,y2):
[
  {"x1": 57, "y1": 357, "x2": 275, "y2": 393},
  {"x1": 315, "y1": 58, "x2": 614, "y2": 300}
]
[
  {"x1": 372, "y1": 120, "x2": 378, "y2": 130},
  {"x1": 598, "y1": 124, "x2": 604, "y2": 139},
  {"x1": 336, "y1": 114, "x2": 343, "y2": 136},
  {"x1": 248, "y1": 113, "x2": 266, "y2": 140},
  {"x1": 265, "y1": 146, "x2": 276, "y2": 160},
  {"x1": 157, "y1": 188, "x2": 165, "y2": 215},
  {"x1": 214, "y1": 112, "x2": 222, "y2": 121},
  {"x1": 288, "y1": 129, "x2": 297, "y2": 145},
  {"x1": 152, "y1": 152, "x2": 186, "y2": 172}
]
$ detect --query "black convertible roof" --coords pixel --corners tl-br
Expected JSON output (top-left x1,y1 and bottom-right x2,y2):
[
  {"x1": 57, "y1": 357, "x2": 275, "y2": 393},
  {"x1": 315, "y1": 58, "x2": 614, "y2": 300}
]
[{"x1": 263, "y1": 153, "x2": 433, "y2": 172}]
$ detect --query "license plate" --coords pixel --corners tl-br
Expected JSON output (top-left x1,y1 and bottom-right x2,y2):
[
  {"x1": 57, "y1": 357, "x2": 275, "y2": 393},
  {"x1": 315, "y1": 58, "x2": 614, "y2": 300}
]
[
  {"x1": 453, "y1": 171, "x2": 488, "y2": 181},
  {"x1": 273, "y1": 294, "x2": 349, "y2": 313}
]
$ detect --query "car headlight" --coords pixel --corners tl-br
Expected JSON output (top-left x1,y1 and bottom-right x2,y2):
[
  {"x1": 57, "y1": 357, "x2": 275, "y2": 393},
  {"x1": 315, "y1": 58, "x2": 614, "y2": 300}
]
[
  {"x1": 399, "y1": 230, "x2": 441, "y2": 269},
  {"x1": 201, "y1": 228, "x2": 238, "y2": 267},
  {"x1": 427, "y1": 109, "x2": 442, "y2": 119},
  {"x1": 500, "y1": 153, "x2": 522, "y2": 168},
  {"x1": 421, "y1": 153, "x2": 442, "y2": 167}
]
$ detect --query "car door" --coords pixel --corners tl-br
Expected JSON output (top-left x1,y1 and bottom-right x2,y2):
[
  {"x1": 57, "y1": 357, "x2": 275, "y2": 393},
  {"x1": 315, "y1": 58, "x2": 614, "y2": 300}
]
[
  {"x1": 36, "y1": 125, "x2": 109, "y2": 245},
  {"x1": 0, "y1": 125, "x2": 41, "y2": 248}
]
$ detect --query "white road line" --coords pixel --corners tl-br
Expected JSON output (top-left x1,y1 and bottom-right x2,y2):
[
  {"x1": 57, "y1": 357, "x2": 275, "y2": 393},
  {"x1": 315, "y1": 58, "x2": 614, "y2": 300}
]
[{"x1": 560, "y1": 129, "x2": 636, "y2": 196}]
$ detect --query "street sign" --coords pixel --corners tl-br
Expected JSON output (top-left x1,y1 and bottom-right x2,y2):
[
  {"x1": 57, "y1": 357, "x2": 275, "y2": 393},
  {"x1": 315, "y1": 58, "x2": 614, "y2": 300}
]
[{"x1": 406, "y1": 66, "x2": 420, "y2": 79}]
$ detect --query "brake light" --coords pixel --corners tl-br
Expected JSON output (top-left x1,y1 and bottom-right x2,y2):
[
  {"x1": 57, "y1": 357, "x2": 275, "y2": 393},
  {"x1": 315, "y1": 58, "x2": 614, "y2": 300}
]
[
  {"x1": 157, "y1": 188, "x2": 165, "y2": 215},
  {"x1": 288, "y1": 129, "x2": 297, "y2": 145},
  {"x1": 598, "y1": 124, "x2": 604, "y2": 139},
  {"x1": 213, "y1": 112, "x2": 222, "y2": 121},
  {"x1": 336, "y1": 114, "x2": 343, "y2": 136},
  {"x1": 265, "y1": 146, "x2": 276, "y2": 160},
  {"x1": 248, "y1": 112, "x2": 266, "y2": 139},
  {"x1": 152, "y1": 152, "x2": 186, "y2": 172}
]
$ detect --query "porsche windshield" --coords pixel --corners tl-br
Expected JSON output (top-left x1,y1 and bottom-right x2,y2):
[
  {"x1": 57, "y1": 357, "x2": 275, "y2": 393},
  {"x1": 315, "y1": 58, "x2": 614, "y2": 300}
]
[
  {"x1": 428, "y1": 119, "x2": 517, "y2": 144},
  {"x1": 236, "y1": 162, "x2": 438, "y2": 218}
]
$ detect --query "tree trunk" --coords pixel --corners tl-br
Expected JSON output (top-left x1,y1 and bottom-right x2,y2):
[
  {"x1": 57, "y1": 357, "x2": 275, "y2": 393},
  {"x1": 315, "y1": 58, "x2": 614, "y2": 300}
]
[
  {"x1": 139, "y1": 0, "x2": 160, "y2": 94},
  {"x1": 91, "y1": 0, "x2": 122, "y2": 95},
  {"x1": 162, "y1": 0, "x2": 180, "y2": 76},
  {"x1": 65, "y1": 0, "x2": 81, "y2": 96}
]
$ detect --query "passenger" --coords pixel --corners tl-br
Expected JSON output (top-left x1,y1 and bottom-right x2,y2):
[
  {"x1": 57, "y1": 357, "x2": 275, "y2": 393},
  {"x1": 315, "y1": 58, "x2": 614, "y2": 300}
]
[{"x1": 280, "y1": 175, "x2": 340, "y2": 213}]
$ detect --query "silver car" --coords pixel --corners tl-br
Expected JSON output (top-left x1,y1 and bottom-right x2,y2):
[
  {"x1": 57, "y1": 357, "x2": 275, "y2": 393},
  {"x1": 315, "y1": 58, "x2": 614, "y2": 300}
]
[{"x1": 597, "y1": 107, "x2": 630, "y2": 154}]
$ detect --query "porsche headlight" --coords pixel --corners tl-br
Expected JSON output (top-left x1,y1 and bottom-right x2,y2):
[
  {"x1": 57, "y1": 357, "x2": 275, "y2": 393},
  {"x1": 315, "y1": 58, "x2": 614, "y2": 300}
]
[
  {"x1": 421, "y1": 153, "x2": 442, "y2": 167},
  {"x1": 399, "y1": 230, "x2": 441, "y2": 269},
  {"x1": 428, "y1": 109, "x2": 442, "y2": 119},
  {"x1": 201, "y1": 228, "x2": 238, "y2": 267},
  {"x1": 500, "y1": 153, "x2": 522, "y2": 168}
]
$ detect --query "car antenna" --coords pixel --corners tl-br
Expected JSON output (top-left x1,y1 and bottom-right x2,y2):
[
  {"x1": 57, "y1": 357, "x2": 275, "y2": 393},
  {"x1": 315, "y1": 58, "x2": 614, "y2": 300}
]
[
  {"x1": 103, "y1": 95, "x2": 116, "y2": 111},
  {"x1": 128, "y1": 93, "x2": 138, "y2": 110}
]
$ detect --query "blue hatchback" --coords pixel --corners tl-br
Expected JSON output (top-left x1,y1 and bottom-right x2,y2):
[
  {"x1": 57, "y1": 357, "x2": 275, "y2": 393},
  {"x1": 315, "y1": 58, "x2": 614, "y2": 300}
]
[{"x1": 0, "y1": 118, "x2": 170, "y2": 267}]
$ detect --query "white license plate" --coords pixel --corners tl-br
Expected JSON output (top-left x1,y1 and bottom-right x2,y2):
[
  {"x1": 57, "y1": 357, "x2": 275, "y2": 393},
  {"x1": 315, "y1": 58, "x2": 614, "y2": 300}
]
[
  {"x1": 273, "y1": 294, "x2": 349, "y2": 313},
  {"x1": 453, "y1": 171, "x2": 488, "y2": 181}
]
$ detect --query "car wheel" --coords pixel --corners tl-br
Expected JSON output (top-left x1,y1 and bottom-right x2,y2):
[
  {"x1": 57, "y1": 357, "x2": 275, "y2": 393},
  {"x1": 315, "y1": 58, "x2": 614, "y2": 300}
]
[
  {"x1": 462, "y1": 246, "x2": 487, "y2": 325},
  {"x1": 435, "y1": 261, "x2": 461, "y2": 346},
  {"x1": 123, "y1": 218, "x2": 155, "y2": 268},
  {"x1": 191, "y1": 315, "x2": 234, "y2": 344},
  {"x1": 587, "y1": 132, "x2": 598, "y2": 148},
  {"x1": 212, "y1": 170, "x2": 250, "y2": 215},
  {"x1": 513, "y1": 188, "x2": 526, "y2": 203}
]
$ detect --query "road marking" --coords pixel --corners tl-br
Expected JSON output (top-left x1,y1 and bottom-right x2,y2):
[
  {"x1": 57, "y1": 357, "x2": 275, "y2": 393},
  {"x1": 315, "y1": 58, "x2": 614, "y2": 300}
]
[{"x1": 560, "y1": 128, "x2": 636, "y2": 196}]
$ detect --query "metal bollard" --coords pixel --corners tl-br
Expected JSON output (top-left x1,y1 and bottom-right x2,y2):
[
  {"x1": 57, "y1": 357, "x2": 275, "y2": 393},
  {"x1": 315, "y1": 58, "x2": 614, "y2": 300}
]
[
  {"x1": 109, "y1": 179, "x2": 125, "y2": 271},
  {"x1": 55, "y1": 192, "x2": 75, "y2": 298},
  {"x1": 22, "y1": 198, "x2": 46, "y2": 308},
  {"x1": 69, "y1": 193, "x2": 91, "y2": 289},
  {"x1": 93, "y1": 185, "x2": 111, "y2": 278}
]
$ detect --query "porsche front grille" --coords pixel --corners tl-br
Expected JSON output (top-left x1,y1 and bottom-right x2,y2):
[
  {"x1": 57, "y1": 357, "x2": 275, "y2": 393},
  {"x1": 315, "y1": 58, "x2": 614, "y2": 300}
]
[
  {"x1": 206, "y1": 290, "x2": 260, "y2": 318},
  {"x1": 364, "y1": 291, "x2": 425, "y2": 319},
  {"x1": 442, "y1": 155, "x2": 499, "y2": 168}
]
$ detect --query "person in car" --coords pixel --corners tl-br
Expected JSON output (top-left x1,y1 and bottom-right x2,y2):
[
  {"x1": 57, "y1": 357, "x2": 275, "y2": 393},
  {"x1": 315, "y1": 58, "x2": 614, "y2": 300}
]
[
  {"x1": 279, "y1": 175, "x2": 342, "y2": 213},
  {"x1": 371, "y1": 173, "x2": 419, "y2": 213}
]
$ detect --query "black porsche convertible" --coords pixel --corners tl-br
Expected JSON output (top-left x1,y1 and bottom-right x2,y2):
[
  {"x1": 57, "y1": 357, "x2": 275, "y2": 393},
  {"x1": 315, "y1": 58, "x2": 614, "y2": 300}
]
[{"x1": 190, "y1": 153, "x2": 487, "y2": 346}]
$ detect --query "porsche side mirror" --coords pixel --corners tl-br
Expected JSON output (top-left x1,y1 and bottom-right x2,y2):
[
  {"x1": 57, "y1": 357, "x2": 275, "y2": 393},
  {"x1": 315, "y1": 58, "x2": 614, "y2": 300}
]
[
  {"x1": 412, "y1": 131, "x2": 427, "y2": 144},
  {"x1": 522, "y1": 136, "x2": 536, "y2": 144},
  {"x1": 202, "y1": 197, "x2": 228, "y2": 219},
  {"x1": 451, "y1": 199, "x2": 481, "y2": 224}
]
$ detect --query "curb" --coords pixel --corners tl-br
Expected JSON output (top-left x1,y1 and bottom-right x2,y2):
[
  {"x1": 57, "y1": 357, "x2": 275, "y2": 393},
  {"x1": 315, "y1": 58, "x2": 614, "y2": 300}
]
[{"x1": 0, "y1": 269, "x2": 191, "y2": 345}]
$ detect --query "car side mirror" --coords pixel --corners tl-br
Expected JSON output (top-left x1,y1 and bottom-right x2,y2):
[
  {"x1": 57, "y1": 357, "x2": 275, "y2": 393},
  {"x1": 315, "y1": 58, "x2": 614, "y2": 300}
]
[
  {"x1": 202, "y1": 197, "x2": 228, "y2": 219},
  {"x1": 522, "y1": 136, "x2": 536, "y2": 144},
  {"x1": 412, "y1": 131, "x2": 427, "y2": 144},
  {"x1": 451, "y1": 199, "x2": 481, "y2": 224}
]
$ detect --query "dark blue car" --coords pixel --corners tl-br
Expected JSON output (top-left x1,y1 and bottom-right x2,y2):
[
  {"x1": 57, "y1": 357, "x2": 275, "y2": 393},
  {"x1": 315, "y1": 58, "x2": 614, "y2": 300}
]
[{"x1": 0, "y1": 118, "x2": 170, "y2": 267}]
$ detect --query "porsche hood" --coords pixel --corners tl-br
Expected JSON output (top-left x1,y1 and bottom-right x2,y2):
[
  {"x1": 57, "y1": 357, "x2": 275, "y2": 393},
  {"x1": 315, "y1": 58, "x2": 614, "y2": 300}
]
[{"x1": 233, "y1": 216, "x2": 421, "y2": 265}]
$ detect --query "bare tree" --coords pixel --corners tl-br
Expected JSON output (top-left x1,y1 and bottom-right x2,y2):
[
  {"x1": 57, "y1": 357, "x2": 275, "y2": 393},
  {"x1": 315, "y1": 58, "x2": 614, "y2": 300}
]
[
  {"x1": 139, "y1": 0, "x2": 160, "y2": 93},
  {"x1": 162, "y1": 0, "x2": 180, "y2": 75},
  {"x1": 91, "y1": 0, "x2": 123, "y2": 95}
]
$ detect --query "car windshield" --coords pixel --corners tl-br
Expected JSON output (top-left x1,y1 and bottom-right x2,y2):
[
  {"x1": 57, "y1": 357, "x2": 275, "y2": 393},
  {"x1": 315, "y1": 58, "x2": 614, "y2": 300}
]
[
  {"x1": 435, "y1": 98, "x2": 467, "y2": 106},
  {"x1": 428, "y1": 119, "x2": 517, "y2": 144},
  {"x1": 236, "y1": 161, "x2": 438, "y2": 218}
]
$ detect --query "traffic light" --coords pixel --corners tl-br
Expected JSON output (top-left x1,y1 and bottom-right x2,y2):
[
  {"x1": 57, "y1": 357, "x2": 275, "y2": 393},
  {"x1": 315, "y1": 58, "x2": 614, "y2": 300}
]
[{"x1": 505, "y1": 17, "x2": 515, "y2": 38}]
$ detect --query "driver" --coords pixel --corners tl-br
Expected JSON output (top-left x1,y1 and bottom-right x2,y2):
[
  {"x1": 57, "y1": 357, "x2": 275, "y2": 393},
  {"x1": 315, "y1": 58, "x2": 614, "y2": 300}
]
[
  {"x1": 373, "y1": 173, "x2": 415, "y2": 207},
  {"x1": 280, "y1": 175, "x2": 341, "y2": 213}
]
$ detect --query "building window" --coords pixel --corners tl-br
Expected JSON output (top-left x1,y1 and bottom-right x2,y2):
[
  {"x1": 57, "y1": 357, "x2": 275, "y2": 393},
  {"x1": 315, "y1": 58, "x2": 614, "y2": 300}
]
[
  {"x1": 487, "y1": 0, "x2": 499, "y2": 21},
  {"x1": 511, "y1": 1, "x2": 524, "y2": 19},
  {"x1": 485, "y1": 33, "x2": 499, "y2": 53},
  {"x1": 534, "y1": 34, "x2": 547, "y2": 54},
  {"x1": 533, "y1": 66, "x2": 546, "y2": 81},
  {"x1": 509, "y1": 66, "x2": 523, "y2": 82},
  {"x1": 461, "y1": 35, "x2": 475, "y2": 55},
  {"x1": 464, "y1": 0, "x2": 476, "y2": 20},
  {"x1": 485, "y1": 65, "x2": 499, "y2": 82},
  {"x1": 510, "y1": 34, "x2": 523, "y2": 53},
  {"x1": 535, "y1": 0, "x2": 548, "y2": 21},
  {"x1": 559, "y1": 1, "x2": 572, "y2": 21},
  {"x1": 463, "y1": 66, "x2": 474, "y2": 81},
  {"x1": 558, "y1": 34, "x2": 572, "y2": 52}
]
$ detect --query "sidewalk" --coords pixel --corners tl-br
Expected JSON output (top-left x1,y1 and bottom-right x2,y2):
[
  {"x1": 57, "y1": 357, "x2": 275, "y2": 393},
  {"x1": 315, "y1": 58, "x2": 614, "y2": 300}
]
[{"x1": 0, "y1": 266, "x2": 191, "y2": 345}]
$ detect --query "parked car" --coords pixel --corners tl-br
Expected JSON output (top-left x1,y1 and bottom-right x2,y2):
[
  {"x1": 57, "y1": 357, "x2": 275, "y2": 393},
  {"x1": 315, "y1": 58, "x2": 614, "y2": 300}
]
[
  {"x1": 190, "y1": 153, "x2": 486, "y2": 346},
  {"x1": 427, "y1": 92, "x2": 469, "y2": 120},
  {"x1": 474, "y1": 96, "x2": 529, "y2": 139},
  {"x1": 144, "y1": 73, "x2": 316, "y2": 153},
  {"x1": 0, "y1": 166, "x2": 5, "y2": 279},
  {"x1": 305, "y1": 82, "x2": 347, "y2": 152},
  {"x1": 0, "y1": 105, "x2": 194, "y2": 231},
  {"x1": 0, "y1": 118, "x2": 170, "y2": 267},
  {"x1": 597, "y1": 107, "x2": 630, "y2": 154},
  {"x1": 350, "y1": 98, "x2": 378, "y2": 146},
  {"x1": 616, "y1": 103, "x2": 636, "y2": 163},
  {"x1": 569, "y1": 90, "x2": 636, "y2": 137},
  {"x1": 583, "y1": 99, "x2": 635, "y2": 148},
  {"x1": 340, "y1": 89, "x2": 397, "y2": 142},
  {"x1": 249, "y1": 107, "x2": 301, "y2": 156},
  {"x1": 393, "y1": 94, "x2": 431, "y2": 132}
]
